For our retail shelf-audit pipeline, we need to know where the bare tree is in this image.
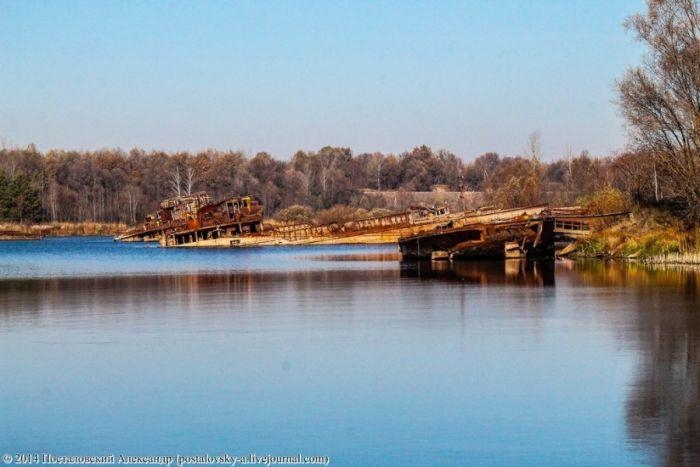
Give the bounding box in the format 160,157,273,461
525,130,543,163
618,0,700,222
367,153,384,191
169,167,182,197
563,144,574,195
125,185,140,224
184,166,197,196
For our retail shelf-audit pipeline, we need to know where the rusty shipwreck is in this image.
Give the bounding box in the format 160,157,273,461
115,192,264,246
398,208,629,261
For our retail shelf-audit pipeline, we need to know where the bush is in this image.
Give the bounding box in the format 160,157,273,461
315,205,366,225
577,235,608,257
368,208,395,218
274,205,314,224
577,186,631,215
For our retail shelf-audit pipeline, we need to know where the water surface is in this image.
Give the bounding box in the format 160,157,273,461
1,238,698,465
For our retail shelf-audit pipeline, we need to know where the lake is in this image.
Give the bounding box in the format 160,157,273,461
1,237,699,466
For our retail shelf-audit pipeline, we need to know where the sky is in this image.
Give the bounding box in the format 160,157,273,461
0,0,646,161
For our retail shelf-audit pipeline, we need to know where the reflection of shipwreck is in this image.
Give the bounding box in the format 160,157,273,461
115,192,264,245
401,258,555,286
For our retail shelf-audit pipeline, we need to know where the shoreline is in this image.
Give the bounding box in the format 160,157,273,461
0,222,126,238
6,218,699,266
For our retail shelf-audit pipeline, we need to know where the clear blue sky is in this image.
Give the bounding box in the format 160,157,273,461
0,0,644,160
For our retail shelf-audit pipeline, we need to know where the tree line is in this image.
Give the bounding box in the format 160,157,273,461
0,142,658,225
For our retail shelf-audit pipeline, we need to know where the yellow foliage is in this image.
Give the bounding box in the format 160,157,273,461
577,186,630,214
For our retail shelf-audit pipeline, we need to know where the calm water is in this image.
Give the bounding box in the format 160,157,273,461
1,237,699,466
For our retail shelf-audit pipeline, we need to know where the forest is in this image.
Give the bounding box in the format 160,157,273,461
0,142,661,225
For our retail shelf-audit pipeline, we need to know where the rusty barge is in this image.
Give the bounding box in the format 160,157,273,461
398,209,630,261
399,217,555,260
170,204,545,247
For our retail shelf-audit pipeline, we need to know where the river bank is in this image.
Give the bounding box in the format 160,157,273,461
6,209,699,267
0,222,126,238
562,209,700,264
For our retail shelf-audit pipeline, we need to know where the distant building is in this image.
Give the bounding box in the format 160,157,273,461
360,189,484,212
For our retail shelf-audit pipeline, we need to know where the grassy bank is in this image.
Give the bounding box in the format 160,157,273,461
569,209,700,264
0,222,127,237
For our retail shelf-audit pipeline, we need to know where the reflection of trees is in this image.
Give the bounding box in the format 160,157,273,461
564,259,700,291
626,289,700,466
567,261,700,465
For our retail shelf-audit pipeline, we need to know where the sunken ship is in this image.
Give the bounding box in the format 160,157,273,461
115,192,264,246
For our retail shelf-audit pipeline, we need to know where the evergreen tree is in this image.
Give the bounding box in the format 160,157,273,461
0,171,9,220
7,173,42,223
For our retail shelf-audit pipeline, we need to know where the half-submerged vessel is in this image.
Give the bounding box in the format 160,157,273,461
115,192,263,245
399,217,555,261
398,207,631,261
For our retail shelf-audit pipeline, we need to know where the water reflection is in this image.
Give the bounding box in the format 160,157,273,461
2,254,700,465
400,259,555,287
306,252,402,262
560,259,700,291
400,259,700,465
558,261,700,466
0,270,401,328
626,301,700,466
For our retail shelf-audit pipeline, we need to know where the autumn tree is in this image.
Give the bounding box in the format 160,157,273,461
399,145,436,191
0,171,8,219
612,150,660,202
463,152,500,191
275,204,313,224
618,0,700,223
484,156,542,208
381,154,401,190
0,142,638,224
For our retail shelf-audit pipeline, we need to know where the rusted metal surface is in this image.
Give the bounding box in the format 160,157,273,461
115,192,263,245
399,209,630,261
118,197,628,250
550,211,631,239
399,218,555,260
166,204,553,248
399,206,552,260
270,206,451,243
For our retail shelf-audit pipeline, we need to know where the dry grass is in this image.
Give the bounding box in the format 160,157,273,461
644,252,700,265
571,208,691,259
0,222,126,237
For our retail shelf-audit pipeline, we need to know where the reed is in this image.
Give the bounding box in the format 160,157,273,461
0,222,126,237
643,252,700,265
